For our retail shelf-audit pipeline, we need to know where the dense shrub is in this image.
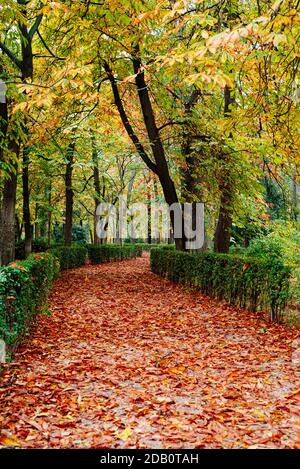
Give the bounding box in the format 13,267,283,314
51,245,87,270
246,222,300,307
0,252,59,358
15,238,49,260
129,243,175,253
88,244,140,264
151,248,291,321
53,223,89,244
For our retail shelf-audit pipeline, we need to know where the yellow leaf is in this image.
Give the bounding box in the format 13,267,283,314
0,435,21,447
132,11,152,26
169,366,186,375
117,427,132,440
252,409,266,421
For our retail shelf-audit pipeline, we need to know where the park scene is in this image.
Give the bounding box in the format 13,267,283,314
0,0,299,451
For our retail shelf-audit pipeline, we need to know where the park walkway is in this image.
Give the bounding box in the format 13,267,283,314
0,256,299,448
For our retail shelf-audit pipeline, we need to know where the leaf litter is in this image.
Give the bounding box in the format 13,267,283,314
0,256,299,448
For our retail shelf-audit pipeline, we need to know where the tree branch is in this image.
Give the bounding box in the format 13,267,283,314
78,200,94,216
29,13,43,40
158,121,184,132
104,61,158,175
0,42,22,70
37,30,65,60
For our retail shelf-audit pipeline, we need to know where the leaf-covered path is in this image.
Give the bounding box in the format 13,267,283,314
0,257,299,448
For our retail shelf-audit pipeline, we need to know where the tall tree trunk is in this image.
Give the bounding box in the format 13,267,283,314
0,76,19,265
64,142,75,246
18,3,43,255
92,137,101,245
181,90,207,251
19,9,34,257
146,177,151,244
132,53,185,250
214,186,233,253
34,202,39,240
15,215,22,242
105,58,185,250
0,144,19,265
47,185,52,247
214,85,235,253
22,147,32,256
153,179,160,244
0,6,43,260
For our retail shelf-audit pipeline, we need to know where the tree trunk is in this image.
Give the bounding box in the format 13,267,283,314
64,142,75,246
46,182,52,246
132,53,186,250
153,179,160,244
147,184,151,244
34,202,39,240
0,143,19,265
47,210,52,247
22,147,32,257
214,188,233,253
105,58,185,250
0,79,19,265
19,11,34,257
92,138,101,245
181,91,207,251
16,215,22,242
214,85,235,253
0,7,42,260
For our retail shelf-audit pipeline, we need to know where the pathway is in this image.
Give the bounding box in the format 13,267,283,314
0,256,299,448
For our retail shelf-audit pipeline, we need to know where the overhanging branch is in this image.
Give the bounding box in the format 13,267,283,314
104,61,158,175
0,42,22,70
29,13,43,40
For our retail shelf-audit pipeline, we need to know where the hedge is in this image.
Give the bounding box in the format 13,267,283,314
88,244,140,264
50,245,88,270
130,243,175,253
150,249,291,321
0,252,59,359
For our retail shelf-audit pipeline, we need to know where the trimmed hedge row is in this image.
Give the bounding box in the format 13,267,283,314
50,245,88,270
88,244,140,264
150,249,291,321
0,252,59,359
129,243,175,252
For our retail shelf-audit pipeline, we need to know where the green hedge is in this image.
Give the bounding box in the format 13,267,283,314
151,249,291,321
126,243,175,253
50,245,87,270
0,252,59,359
88,244,140,264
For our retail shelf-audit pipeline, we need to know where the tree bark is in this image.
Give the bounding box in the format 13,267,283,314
92,138,101,245
19,8,35,257
0,77,19,265
0,143,19,265
16,215,22,242
214,85,235,253
47,183,52,247
0,6,42,260
64,142,75,246
214,187,233,253
22,147,32,256
181,90,207,251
